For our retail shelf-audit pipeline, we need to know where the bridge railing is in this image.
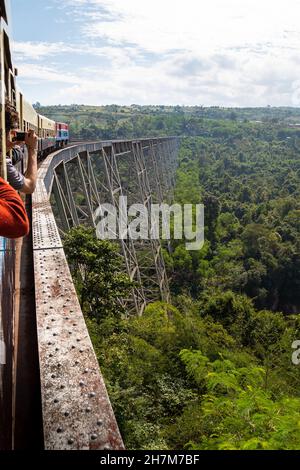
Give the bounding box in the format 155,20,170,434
32,141,126,450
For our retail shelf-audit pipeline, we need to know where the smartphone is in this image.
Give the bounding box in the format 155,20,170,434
12,132,26,142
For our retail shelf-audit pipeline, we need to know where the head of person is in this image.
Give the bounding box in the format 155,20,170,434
5,100,19,136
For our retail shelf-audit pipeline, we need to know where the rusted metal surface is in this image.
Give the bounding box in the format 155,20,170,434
32,149,125,450
0,236,15,449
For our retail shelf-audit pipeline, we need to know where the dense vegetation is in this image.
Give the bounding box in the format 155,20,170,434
37,103,300,141
62,108,300,450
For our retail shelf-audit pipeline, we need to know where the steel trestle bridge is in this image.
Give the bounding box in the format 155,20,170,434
0,137,179,450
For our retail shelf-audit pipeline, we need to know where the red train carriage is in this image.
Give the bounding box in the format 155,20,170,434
56,122,69,148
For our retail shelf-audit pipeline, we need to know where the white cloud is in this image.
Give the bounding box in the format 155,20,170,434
17,63,81,84
72,0,300,53
13,0,300,106
13,41,75,59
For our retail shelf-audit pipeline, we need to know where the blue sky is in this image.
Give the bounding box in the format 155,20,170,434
11,0,300,106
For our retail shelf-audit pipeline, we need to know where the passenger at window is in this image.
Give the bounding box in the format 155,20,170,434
5,101,38,194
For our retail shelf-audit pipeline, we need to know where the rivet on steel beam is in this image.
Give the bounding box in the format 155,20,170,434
91,434,97,441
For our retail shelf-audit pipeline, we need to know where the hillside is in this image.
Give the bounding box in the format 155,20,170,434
36,104,300,141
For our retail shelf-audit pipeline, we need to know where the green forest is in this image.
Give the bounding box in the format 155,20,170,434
60,107,300,450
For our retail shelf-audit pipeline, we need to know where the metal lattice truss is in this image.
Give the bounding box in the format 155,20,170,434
51,138,180,316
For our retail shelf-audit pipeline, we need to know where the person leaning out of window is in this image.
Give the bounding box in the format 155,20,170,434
5,101,38,194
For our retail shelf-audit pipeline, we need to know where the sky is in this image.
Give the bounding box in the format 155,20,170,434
10,0,300,107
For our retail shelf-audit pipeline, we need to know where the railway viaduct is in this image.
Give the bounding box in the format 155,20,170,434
0,137,179,450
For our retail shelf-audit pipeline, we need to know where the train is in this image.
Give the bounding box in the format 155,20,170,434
0,0,69,179
17,94,70,156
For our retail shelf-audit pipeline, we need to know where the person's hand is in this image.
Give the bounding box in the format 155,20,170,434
25,130,38,152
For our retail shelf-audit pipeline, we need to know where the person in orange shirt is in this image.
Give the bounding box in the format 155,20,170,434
0,177,29,238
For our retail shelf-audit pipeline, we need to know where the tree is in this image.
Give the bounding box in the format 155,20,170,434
63,226,132,321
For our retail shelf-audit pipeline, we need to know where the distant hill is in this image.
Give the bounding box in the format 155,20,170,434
36,104,300,141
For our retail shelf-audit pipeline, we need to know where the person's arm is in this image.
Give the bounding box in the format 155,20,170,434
0,177,29,238
22,130,38,194
6,131,38,195
6,155,25,191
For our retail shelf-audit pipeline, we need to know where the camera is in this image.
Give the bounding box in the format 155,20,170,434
12,132,26,142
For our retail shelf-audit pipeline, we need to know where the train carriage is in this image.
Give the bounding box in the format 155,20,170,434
38,114,56,154
17,94,39,134
56,122,69,148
